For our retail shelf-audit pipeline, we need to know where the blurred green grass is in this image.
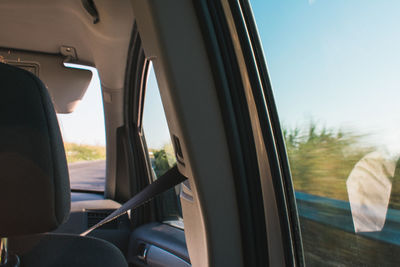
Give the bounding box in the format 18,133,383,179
149,143,176,177
149,123,374,201
64,142,106,163
283,122,374,201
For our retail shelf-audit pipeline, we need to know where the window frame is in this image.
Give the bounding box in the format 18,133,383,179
139,62,183,222
193,0,304,265
124,25,182,224
237,0,304,264
120,23,155,227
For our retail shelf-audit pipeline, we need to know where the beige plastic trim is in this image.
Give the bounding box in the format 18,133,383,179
220,1,286,266
0,0,134,90
132,0,245,266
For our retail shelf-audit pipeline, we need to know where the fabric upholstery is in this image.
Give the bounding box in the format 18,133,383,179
0,62,70,236
10,233,128,267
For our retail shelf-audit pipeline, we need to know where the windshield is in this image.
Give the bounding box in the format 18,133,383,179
57,66,106,192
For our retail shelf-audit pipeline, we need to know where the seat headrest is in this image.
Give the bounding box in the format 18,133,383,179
0,62,70,237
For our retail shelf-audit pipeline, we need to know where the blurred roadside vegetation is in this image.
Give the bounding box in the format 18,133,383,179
148,123,374,201
283,122,374,201
64,142,106,163
149,143,176,177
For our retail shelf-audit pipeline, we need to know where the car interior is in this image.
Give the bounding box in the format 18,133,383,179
0,0,299,267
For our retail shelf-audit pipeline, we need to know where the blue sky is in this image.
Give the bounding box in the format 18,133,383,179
58,0,400,153
251,0,400,153
142,65,172,149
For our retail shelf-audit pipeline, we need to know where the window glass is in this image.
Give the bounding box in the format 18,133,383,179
57,66,106,192
142,63,182,224
142,64,176,178
251,0,400,265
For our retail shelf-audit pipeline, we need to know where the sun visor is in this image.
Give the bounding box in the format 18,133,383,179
0,48,92,113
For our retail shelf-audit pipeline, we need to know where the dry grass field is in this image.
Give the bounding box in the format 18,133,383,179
64,142,106,163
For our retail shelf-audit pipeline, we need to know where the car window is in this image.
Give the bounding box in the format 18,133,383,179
57,65,106,192
142,63,182,224
251,0,400,266
142,64,176,178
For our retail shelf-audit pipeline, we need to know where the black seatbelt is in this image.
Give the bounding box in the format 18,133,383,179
81,165,187,236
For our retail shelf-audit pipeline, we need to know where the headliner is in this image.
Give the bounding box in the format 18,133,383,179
0,0,134,90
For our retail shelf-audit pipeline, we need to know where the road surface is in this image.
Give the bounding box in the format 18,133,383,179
69,160,106,191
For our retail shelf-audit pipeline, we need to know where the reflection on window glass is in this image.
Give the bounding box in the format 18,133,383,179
251,0,400,265
57,66,106,192
142,64,176,178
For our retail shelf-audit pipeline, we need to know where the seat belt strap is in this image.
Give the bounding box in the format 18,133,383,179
81,165,187,236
